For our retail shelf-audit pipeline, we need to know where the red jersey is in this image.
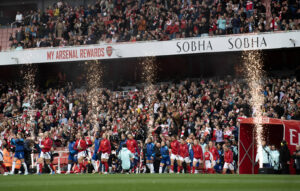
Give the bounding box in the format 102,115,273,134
246,0,253,11
209,146,219,161
204,151,213,161
98,138,111,154
192,145,203,160
224,149,233,163
170,140,180,155
41,138,52,152
85,137,92,147
179,143,189,158
126,139,138,154
212,129,216,141
74,139,87,152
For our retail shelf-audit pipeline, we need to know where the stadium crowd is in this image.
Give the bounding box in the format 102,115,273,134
9,0,300,50
0,76,300,175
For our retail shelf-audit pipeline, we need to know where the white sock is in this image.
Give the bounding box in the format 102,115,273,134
91,160,97,172
22,162,28,173
150,164,154,173
146,163,151,172
95,162,99,172
159,166,163,174
11,162,16,174
67,164,71,172
48,164,53,173
36,164,40,173
101,164,104,173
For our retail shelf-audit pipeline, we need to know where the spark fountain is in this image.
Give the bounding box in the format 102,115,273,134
138,57,158,137
85,60,104,131
242,50,265,168
20,64,37,122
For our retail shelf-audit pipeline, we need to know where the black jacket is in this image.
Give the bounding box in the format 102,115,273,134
280,145,291,163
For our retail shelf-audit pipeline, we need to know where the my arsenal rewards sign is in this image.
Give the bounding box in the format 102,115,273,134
106,46,113,57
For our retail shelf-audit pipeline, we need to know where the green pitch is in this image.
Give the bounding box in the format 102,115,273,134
0,174,299,191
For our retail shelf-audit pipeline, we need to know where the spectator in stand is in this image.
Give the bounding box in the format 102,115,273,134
246,0,254,18
15,43,23,51
15,11,23,27
217,15,227,35
215,126,223,144
0,76,299,174
232,14,241,34
6,0,300,50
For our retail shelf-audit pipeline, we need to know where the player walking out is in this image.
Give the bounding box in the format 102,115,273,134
223,145,235,174
170,135,180,173
145,137,155,173
98,133,111,174
178,137,191,173
126,134,139,173
204,146,215,174
192,139,203,174
66,136,77,174
39,132,54,174
91,133,101,173
74,133,87,173
159,141,170,173
208,141,219,170
10,133,28,175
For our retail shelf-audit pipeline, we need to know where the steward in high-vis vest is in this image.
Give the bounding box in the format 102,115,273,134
3,148,21,172
3,148,11,167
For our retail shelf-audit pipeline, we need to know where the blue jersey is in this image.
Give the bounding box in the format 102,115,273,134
68,141,77,155
146,143,155,157
94,138,100,153
160,146,169,159
11,138,25,152
118,139,127,153
188,143,194,159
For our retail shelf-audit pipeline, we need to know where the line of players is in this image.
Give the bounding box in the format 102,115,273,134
0,132,235,175
66,134,235,174
144,136,235,174
0,132,55,175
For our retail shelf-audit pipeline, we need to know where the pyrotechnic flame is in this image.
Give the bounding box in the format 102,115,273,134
242,50,265,168
138,57,158,137
85,60,104,131
21,64,37,121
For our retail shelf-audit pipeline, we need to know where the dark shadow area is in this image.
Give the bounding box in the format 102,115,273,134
0,47,299,90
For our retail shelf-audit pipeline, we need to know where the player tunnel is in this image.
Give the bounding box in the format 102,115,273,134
238,117,300,174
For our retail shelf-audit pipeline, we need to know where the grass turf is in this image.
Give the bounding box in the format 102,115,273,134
0,174,299,191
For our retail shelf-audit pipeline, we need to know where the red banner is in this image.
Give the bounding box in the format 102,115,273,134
284,120,300,174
